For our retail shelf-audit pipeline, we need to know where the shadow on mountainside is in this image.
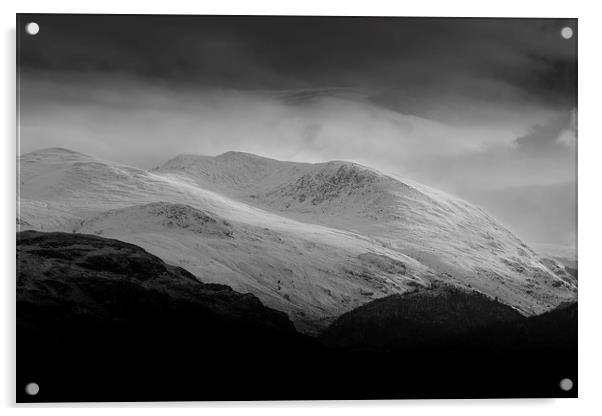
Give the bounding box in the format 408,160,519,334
17,231,576,402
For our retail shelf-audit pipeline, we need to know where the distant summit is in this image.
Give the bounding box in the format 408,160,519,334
20,147,93,161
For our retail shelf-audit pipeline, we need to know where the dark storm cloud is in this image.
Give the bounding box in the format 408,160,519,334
18,15,576,111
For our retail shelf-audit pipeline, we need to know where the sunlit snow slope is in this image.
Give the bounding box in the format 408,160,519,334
18,148,577,332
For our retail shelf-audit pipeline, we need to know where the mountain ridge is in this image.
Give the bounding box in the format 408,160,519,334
18,147,577,331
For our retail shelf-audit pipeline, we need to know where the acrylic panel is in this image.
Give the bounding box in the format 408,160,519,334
16,14,578,402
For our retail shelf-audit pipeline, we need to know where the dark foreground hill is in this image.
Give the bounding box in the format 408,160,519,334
17,231,323,402
321,285,525,351
17,231,577,401
321,285,577,353
320,287,577,399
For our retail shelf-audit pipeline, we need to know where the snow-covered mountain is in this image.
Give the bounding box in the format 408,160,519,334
18,148,577,332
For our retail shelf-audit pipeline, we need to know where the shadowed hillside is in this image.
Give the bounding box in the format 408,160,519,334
319,286,577,398
321,285,524,351
17,231,324,402
17,231,577,402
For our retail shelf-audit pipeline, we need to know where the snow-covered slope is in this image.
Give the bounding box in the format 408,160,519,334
76,201,432,332
157,151,577,313
18,148,577,332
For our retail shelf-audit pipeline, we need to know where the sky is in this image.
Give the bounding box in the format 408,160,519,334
17,15,577,246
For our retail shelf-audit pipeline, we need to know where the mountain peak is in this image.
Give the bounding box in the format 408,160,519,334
159,153,211,168
21,147,91,159
215,151,291,166
159,151,281,170
217,150,263,159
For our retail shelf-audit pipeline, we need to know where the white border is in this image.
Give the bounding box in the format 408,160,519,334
2,0,602,414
